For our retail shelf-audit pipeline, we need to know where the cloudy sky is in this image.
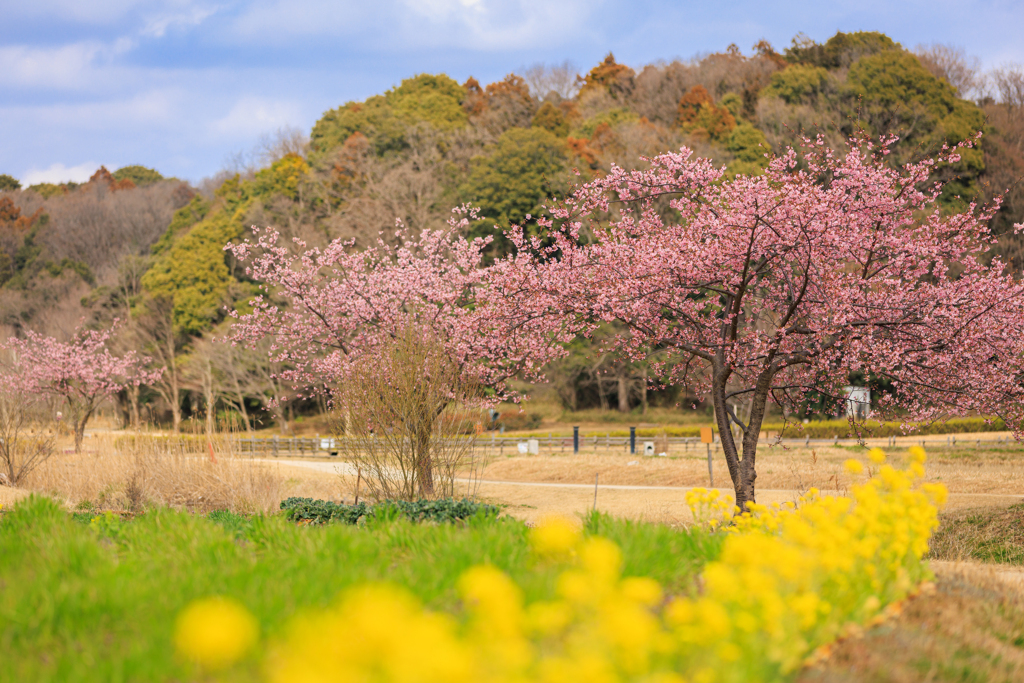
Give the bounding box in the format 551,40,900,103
2,0,1022,185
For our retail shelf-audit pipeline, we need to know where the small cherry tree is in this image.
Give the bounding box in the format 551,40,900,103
522,136,1024,509
225,212,569,496
6,327,162,452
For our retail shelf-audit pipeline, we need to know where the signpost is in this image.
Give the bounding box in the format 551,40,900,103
700,427,714,487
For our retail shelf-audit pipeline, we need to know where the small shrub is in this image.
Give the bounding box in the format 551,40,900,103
279,497,500,526
490,411,542,431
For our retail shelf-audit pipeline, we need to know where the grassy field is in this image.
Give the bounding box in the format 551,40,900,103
5,432,1024,681
0,497,721,683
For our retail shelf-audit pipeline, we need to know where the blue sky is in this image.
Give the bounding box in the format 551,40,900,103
2,0,1022,185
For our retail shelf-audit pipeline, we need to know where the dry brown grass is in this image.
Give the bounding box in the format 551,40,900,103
798,562,1024,682
929,504,1024,565
0,484,30,508
474,440,1024,496
17,433,362,514
23,434,281,513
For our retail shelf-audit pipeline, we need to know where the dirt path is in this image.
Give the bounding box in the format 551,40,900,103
264,458,1022,524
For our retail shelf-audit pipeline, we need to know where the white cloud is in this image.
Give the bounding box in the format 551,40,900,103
3,0,213,26
2,89,182,131
211,96,304,140
0,39,139,90
229,0,590,50
22,162,101,185
142,4,219,37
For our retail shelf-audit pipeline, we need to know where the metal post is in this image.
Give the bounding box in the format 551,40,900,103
573,426,579,454
707,443,714,487
629,426,636,455
593,473,599,511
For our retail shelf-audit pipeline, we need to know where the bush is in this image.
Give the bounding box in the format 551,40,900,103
490,410,543,432
279,497,500,526
764,416,1009,439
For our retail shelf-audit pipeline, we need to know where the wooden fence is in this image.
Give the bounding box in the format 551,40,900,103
233,432,1022,459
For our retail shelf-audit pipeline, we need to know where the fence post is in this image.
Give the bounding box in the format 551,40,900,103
629,427,636,455
573,426,579,454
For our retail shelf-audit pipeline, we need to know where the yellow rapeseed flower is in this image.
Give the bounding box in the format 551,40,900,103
620,576,663,607
256,446,944,683
868,447,886,464
844,459,864,475
531,515,580,558
173,596,258,670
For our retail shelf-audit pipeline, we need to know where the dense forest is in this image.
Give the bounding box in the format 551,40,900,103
1,31,1022,429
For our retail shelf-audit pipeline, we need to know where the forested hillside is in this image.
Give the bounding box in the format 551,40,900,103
1,31,1022,429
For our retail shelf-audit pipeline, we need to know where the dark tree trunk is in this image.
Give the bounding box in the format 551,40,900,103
414,426,434,498
712,364,775,511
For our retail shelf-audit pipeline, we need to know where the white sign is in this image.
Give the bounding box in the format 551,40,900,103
527,439,539,455
643,441,655,456
843,386,871,420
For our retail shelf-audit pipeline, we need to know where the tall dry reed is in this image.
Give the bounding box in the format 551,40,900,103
24,431,284,514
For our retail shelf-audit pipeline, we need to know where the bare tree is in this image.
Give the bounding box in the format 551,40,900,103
183,336,219,436
0,356,56,486
981,63,1024,261
137,297,186,431
37,180,189,275
224,126,310,178
915,43,983,99
520,61,581,100
991,63,1024,110
207,341,255,434
335,326,478,500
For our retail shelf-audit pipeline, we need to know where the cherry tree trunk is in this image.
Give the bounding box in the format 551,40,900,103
74,419,87,454
712,370,773,511
414,427,434,498
617,375,630,412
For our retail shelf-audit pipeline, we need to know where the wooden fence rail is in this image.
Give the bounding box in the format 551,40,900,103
231,433,1022,459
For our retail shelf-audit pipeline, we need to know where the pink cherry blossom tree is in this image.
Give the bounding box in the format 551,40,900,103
520,135,1024,509
224,211,571,495
6,326,163,452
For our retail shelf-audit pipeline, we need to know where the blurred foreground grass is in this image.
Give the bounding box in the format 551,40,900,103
0,496,721,683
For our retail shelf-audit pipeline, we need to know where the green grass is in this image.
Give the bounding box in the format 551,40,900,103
0,496,722,683
929,504,1024,565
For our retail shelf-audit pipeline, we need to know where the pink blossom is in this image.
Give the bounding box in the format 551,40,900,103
6,325,162,452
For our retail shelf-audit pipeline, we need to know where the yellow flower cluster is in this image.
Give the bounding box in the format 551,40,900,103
684,488,737,529
176,448,945,682
174,596,259,670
